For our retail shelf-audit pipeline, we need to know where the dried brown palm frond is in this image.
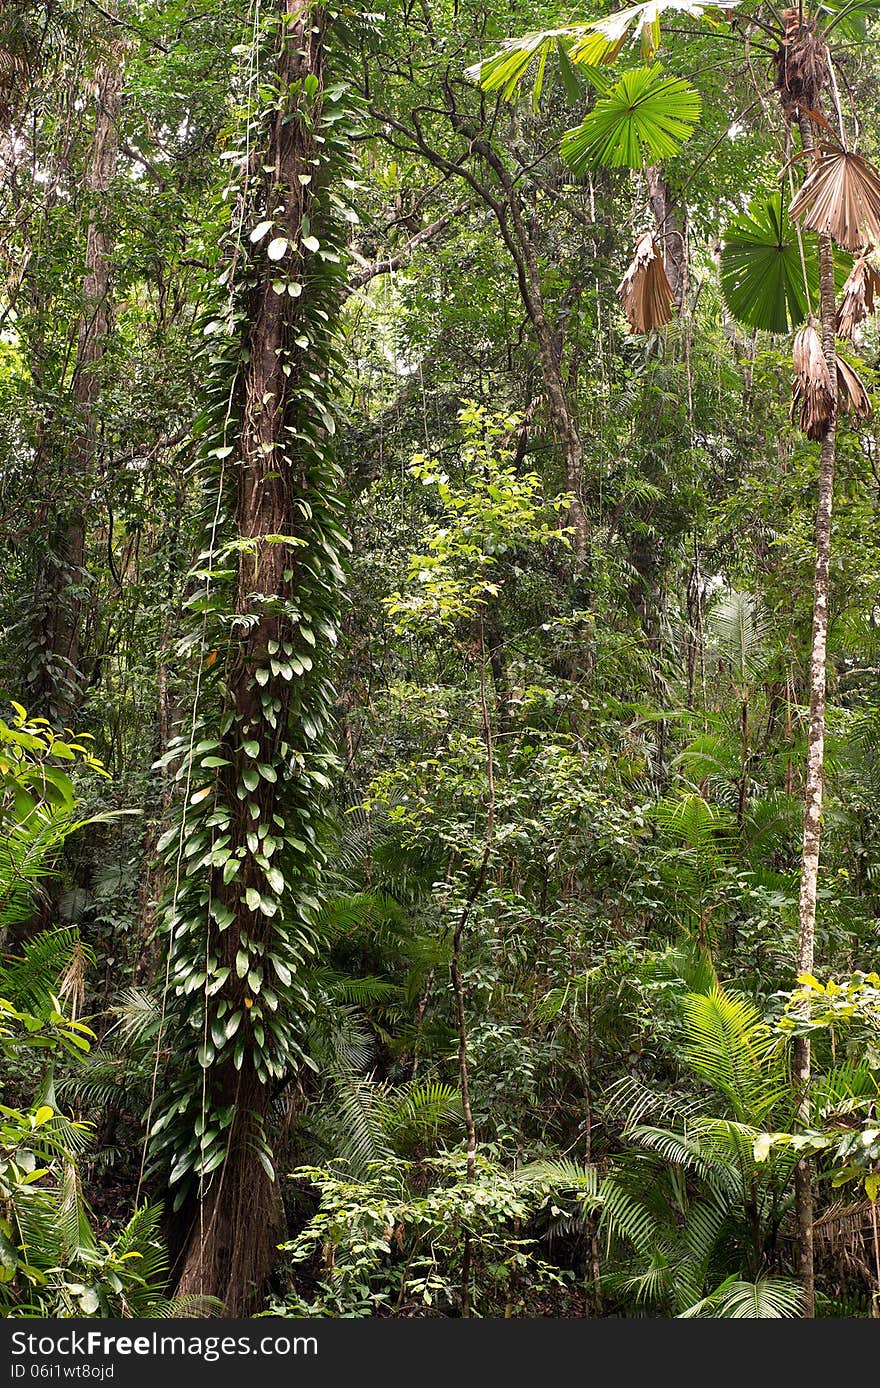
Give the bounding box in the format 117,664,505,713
836,353,872,421
57,938,89,1022
774,9,827,120
814,1199,872,1245
617,233,674,334
790,146,880,252
790,320,835,440
836,254,880,338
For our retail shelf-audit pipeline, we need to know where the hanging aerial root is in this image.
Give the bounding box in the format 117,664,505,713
617,232,674,334
790,146,880,253
836,254,880,338
791,320,836,440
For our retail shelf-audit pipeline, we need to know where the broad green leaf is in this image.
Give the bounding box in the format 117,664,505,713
820,0,880,39
720,194,816,333
752,1131,776,1162
561,66,700,171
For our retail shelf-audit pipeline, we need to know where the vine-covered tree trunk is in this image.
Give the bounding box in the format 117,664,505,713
162,0,350,1313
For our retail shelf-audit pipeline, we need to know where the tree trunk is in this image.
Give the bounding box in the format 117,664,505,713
174,0,332,1313
30,41,123,719
792,109,838,1323
645,165,687,309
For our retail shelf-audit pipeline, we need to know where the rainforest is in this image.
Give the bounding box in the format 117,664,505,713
2,0,880,1322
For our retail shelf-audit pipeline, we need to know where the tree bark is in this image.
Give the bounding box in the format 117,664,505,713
30,41,123,719
645,165,687,309
175,1,330,1313
792,109,838,1323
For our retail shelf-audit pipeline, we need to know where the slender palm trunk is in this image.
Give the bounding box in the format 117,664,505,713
645,164,687,309
792,108,838,1320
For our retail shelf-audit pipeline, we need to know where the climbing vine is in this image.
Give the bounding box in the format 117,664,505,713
146,2,362,1307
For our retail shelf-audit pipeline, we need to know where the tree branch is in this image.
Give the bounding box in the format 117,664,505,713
344,201,469,293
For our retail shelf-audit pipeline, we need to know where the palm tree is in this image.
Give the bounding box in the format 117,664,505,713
523,978,805,1315
468,0,880,1314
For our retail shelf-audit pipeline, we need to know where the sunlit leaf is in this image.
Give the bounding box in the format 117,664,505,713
561,66,700,171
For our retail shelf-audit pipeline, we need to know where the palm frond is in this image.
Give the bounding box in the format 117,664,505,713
836,253,880,337
790,144,880,252
791,320,835,440
680,1274,803,1317
0,928,94,1014
561,66,700,172
681,987,786,1124
617,232,675,333
836,353,872,419
706,588,774,682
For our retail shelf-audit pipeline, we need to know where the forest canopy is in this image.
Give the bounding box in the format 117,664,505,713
2,0,880,1321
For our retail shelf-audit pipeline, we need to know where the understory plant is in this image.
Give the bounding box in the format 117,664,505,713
277,1152,576,1317
0,703,196,1316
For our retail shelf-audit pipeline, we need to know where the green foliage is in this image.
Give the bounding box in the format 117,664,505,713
466,1,734,97
278,1153,575,1317
679,1274,804,1318
6,0,880,1325
0,719,187,1316
587,980,802,1315
720,195,819,334
561,67,701,171
385,403,570,631
754,973,880,1200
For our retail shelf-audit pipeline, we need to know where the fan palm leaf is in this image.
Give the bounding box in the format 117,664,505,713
561,66,700,171
790,145,880,252
836,253,880,337
617,232,675,332
835,352,872,419
791,319,835,439
720,194,817,333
